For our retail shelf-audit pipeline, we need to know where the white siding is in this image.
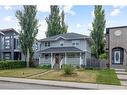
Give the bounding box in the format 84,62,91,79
41,38,89,52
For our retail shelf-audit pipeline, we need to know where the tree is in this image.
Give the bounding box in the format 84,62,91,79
46,5,67,37
90,5,106,58
61,11,68,33
16,5,38,67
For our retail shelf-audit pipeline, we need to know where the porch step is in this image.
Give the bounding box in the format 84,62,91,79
53,64,60,70
111,65,126,69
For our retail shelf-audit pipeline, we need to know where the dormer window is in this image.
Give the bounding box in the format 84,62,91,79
45,42,50,47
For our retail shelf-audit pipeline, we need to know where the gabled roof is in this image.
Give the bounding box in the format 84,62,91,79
0,28,19,35
40,46,83,53
0,32,4,35
40,33,89,42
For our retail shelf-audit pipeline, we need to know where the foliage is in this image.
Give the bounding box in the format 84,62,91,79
46,5,68,37
16,5,39,67
0,61,26,70
99,53,107,60
90,5,106,58
62,64,75,75
38,64,51,69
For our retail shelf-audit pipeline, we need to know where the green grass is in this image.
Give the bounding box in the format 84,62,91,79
96,69,121,85
0,68,48,78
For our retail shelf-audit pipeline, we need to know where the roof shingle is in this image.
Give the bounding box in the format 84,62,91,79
40,47,83,53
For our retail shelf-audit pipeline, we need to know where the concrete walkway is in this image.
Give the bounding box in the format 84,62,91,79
27,70,53,78
115,68,127,88
0,77,125,89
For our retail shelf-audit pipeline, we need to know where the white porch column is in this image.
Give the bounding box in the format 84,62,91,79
39,54,42,65
51,53,53,68
65,52,67,64
80,52,82,66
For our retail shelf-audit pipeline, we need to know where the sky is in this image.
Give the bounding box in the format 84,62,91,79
0,5,127,39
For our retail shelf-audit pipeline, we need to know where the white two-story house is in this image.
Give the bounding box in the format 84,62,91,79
39,33,93,69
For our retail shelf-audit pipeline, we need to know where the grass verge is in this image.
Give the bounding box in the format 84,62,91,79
0,68,48,78
96,69,121,85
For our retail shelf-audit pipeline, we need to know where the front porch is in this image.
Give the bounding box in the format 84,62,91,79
39,52,85,69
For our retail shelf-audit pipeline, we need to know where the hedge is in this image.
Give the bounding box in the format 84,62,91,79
0,60,26,70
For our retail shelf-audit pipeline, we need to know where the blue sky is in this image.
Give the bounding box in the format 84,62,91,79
0,5,127,39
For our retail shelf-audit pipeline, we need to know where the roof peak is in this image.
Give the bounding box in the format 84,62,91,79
40,32,89,41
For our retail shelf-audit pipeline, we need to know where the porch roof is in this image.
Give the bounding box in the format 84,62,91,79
40,47,83,53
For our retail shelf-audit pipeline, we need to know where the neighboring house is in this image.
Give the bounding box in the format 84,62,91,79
39,33,93,69
106,26,127,68
33,39,40,60
0,28,39,61
0,28,22,60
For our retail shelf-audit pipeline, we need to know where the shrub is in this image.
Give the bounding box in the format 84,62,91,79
0,60,26,70
62,64,75,75
38,64,51,69
99,53,107,60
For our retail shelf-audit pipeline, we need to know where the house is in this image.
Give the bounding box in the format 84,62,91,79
39,33,93,69
0,28,23,60
0,28,39,61
106,26,127,68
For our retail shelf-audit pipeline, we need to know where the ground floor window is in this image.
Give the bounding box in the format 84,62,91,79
67,53,80,58
4,52,11,60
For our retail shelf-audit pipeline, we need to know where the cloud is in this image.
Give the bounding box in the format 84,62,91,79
37,20,47,39
87,23,92,29
110,9,120,16
110,5,126,17
76,24,82,28
112,5,126,9
4,16,14,22
63,5,75,15
76,23,86,28
91,10,94,17
4,5,12,10
37,5,50,13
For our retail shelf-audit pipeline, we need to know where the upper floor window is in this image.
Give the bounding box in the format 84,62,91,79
5,39,10,49
60,40,64,46
45,42,50,47
5,36,10,40
35,43,38,50
72,40,79,46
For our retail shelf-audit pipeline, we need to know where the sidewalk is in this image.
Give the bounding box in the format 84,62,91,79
115,68,127,88
0,77,125,89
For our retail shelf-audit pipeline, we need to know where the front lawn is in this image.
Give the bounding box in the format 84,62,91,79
96,69,120,85
30,69,121,85
0,68,48,78
0,68,120,85
31,69,98,83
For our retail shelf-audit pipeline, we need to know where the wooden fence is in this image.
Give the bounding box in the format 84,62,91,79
86,57,107,69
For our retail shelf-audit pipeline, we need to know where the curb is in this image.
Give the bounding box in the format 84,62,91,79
0,77,125,89
0,77,97,89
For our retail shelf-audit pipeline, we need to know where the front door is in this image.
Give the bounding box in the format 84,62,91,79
112,47,124,64
114,51,120,64
55,54,60,64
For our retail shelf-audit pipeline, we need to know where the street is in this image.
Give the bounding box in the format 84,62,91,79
0,81,74,89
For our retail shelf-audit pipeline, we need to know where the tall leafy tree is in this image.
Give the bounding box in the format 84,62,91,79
90,5,106,58
46,5,67,37
61,11,68,33
16,5,38,67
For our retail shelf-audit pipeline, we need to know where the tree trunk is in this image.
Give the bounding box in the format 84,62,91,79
26,48,30,68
